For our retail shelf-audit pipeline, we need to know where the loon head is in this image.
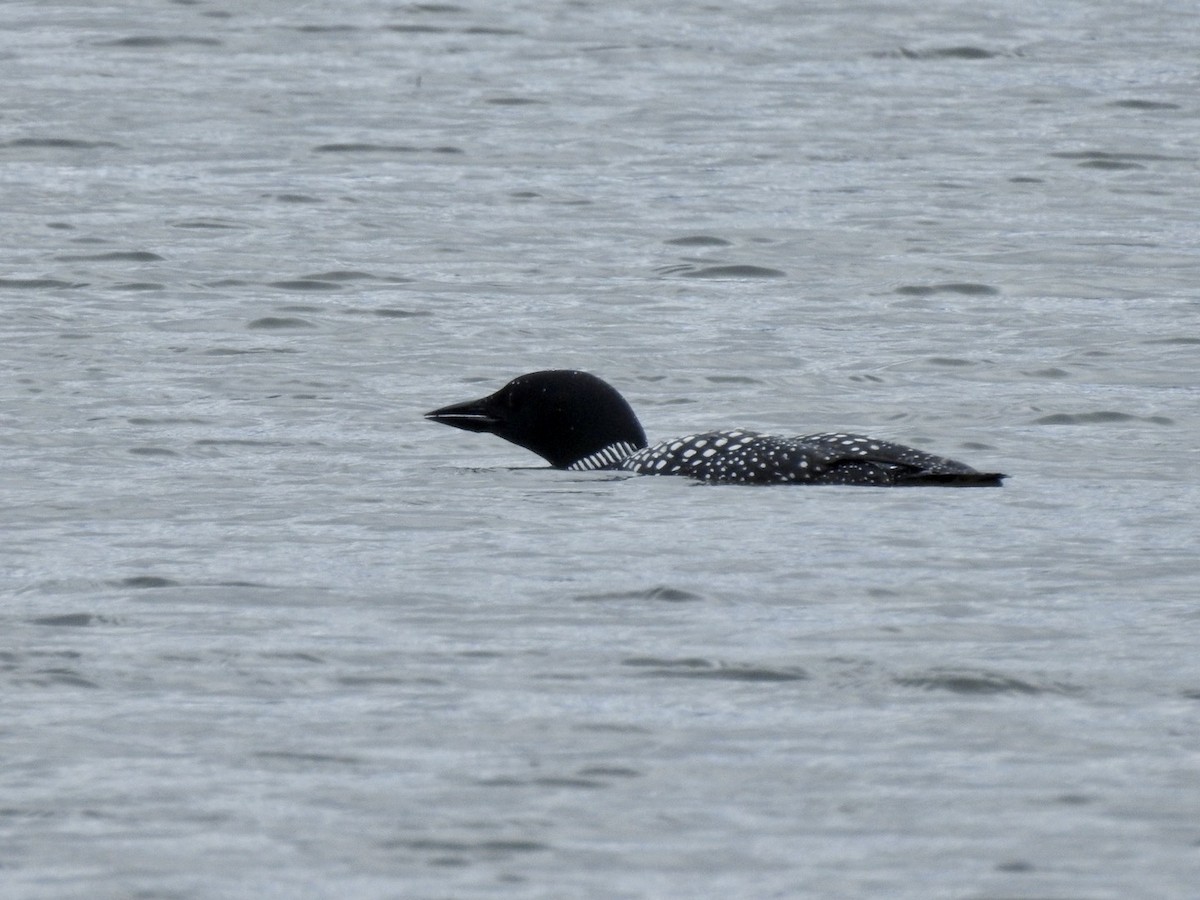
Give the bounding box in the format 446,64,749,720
425,370,649,469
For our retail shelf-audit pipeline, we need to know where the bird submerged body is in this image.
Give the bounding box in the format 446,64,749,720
426,370,1006,487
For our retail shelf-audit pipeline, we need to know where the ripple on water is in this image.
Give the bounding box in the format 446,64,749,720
664,235,732,247
114,576,180,589
896,46,1002,60
1032,411,1173,426
97,35,223,48
361,308,431,318
301,270,413,283
1,650,98,690
574,586,705,603
128,446,178,457
0,137,121,149
266,280,342,292
312,143,464,154
894,282,999,296
678,264,787,279
55,251,163,262
270,193,324,204
1050,150,1192,170
171,219,244,230
622,657,809,682
485,97,544,106
1021,367,1072,379
291,25,360,34
895,668,1075,695
380,837,550,868
1107,99,1182,110
29,613,108,628
247,317,316,329
111,282,166,291
0,278,79,289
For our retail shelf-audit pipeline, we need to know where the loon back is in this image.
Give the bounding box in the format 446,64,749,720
425,370,1006,487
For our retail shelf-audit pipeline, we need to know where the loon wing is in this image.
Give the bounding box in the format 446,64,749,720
793,432,1006,486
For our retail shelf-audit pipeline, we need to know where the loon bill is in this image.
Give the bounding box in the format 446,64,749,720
425,370,1007,487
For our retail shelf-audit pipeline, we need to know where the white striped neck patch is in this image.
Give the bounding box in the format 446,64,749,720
567,441,640,471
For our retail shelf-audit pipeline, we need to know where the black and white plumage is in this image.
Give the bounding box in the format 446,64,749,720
425,370,1006,487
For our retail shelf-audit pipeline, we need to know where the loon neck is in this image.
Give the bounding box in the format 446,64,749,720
566,440,642,471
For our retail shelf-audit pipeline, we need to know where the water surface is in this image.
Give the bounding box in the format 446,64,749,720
3,1,1199,897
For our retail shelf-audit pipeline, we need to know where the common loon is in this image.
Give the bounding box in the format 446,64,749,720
425,370,1006,487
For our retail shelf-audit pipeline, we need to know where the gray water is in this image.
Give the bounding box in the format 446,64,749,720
4,1,1199,897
